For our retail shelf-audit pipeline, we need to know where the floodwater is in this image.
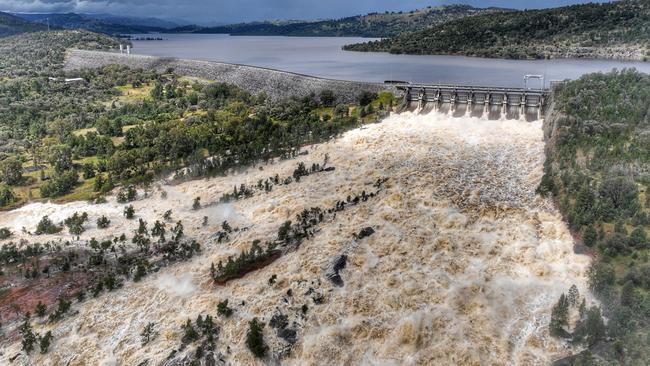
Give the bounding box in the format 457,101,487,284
130,34,650,87
0,110,592,365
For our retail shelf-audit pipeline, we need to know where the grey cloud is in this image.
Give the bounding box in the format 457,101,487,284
0,0,613,24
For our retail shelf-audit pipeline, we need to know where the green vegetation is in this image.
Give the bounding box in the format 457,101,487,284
0,30,121,77
64,212,89,235
344,1,650,60
246,318,267,358
184,5,507,38
0,30,392,211
540,69,650,363
217,299,234,317
35,216,63,235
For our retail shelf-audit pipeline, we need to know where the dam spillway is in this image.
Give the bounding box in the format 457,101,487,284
397,84,550,121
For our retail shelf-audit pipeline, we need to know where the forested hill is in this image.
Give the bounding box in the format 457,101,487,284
540,70,650,364
172,5,510,37
344,0,650,61
12,13,168,35
0,11,48,37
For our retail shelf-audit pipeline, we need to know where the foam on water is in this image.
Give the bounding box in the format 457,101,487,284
0,111,592,365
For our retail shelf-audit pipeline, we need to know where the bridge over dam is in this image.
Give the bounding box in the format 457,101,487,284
397,84,550,121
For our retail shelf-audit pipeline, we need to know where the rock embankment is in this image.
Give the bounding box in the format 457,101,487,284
64,49,396,102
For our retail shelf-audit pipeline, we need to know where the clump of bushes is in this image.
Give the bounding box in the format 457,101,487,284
35,216,62,235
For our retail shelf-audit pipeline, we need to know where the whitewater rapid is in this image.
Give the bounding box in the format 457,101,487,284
0,111,592,365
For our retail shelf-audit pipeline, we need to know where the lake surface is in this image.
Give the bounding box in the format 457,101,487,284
131,34,650,88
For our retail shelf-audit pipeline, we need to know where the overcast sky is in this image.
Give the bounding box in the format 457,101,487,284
0,0,612,25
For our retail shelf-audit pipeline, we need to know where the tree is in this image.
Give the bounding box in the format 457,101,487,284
550,293,570,337
629,226,648,248
64,212,88,236
567,285,580,306
151,82,163,100
97,215,111,229
620,281,642,310
278,220,292,242
588,261,615,294
192,196,201,210
357,91,377,106
0,227,11,240
584,306,605,346
124,205,135,219
40,170,79,198
319,89,336,106
141,322,156,346
35,302,47,317
246,318,267,358
39,331,53,353
583,224,597,247
0,157,23,185
35,216,62,235
49,145,73,174
181,318,199,344
82,163,95,180
19,318,37,353
0,184,16,207
599,177,640,220
217,299,233,317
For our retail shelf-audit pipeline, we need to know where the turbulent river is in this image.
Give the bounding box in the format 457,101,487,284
0,111,593,365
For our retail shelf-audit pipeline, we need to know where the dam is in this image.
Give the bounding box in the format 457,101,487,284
65,50,550,121
397,83,550,121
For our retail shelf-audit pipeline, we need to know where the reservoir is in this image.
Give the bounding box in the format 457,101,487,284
130,34,650,87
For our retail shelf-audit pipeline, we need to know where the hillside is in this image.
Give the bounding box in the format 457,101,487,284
344,0,650,61
174,5,510,37
0,11,47,37
13,13,167,35
540,70,650,364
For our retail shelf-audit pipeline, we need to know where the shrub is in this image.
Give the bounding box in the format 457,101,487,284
319,89,336,106
0,157,23,185
599,233,630,256
588,261,615,294
0,184,16,207
217,299,233,317
19,319,37,353
629,226,648,248
117,185,137,203
64,212,88,235
97,215,111,229
124,205,135,219
39,331,53,353
357,91,377,106
35,216,62,235
40,170,79,198
0,227,12,240
599,177,640,220
583,224,597,247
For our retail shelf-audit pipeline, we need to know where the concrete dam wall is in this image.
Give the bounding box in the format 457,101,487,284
64,49,396,103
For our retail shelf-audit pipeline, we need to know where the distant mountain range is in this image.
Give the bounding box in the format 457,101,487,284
172,5,511,37
0,5,511,39
0,11,48,37
10,12,179,34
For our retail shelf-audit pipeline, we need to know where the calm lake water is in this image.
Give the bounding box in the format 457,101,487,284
131,34,650,88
